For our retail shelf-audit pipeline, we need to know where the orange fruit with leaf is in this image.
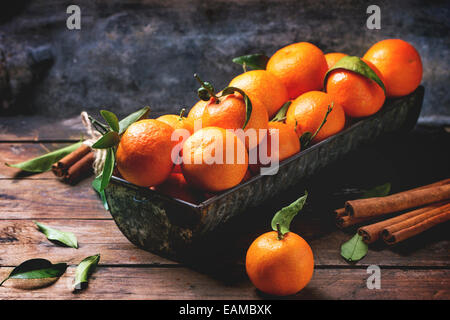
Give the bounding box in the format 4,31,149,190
246,192,314,296
116,119,176,187
325,56,386,118
286,91,345,144
324,52,348,69
229,70,289,118
363,39,422,97
266,42,328,100
181,126,248,192
195,74,268,150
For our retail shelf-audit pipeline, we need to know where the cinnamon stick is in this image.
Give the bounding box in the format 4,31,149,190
334,178,450,227
357,201,449,244
345,184,450,219
63,152,94,185
52,144,91,177
382,204,450,245
334,208,347,218
336,215,368,229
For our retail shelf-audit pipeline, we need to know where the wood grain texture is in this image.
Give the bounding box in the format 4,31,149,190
0,128,449,299
0,179,108,219
0,220,175,266
0,267,448,300
0,217,448,268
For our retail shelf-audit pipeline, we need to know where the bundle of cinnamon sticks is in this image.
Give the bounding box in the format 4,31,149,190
334,178,450,245
51,144,94,185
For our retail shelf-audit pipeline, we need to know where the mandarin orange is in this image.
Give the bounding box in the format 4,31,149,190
157,112,194,134
249,121,300,174
246,231,314,296
266,42,328,100
116,119,176,187
187,100,208,129
229,70,289,118
202,92,268,149
324,52,348,69
267,121,301,162
181,127,248,192
363,39,422,97
326,58,386,118
157,111,195,174
286,91,345,143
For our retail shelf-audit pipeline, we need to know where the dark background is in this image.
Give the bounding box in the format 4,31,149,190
0,0,449,125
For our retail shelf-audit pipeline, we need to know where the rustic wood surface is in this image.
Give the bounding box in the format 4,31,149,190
0,117,449,300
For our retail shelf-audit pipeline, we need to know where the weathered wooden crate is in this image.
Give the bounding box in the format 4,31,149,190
105,86,424,260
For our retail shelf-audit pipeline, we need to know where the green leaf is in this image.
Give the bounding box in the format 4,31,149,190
92,175,109,210
232,54,270,70
221,86,253,129
119,106,150,134
271,191,308,236
100,148,114,191
100,110,120,132
361,182,391,199
324,56,386,93
341,233,368,262
5,142,83,173
91,131,120,149
0,259,67,286
35,222,78,248
73,254,100,291
270,101,291,122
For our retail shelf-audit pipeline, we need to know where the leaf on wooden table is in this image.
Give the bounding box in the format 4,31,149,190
0,259,67,286
271,191,308,236
361,182,391,199
5,141,83,173
35,221,78,248
119,106,150,134
73,254,100,292
341,233,368,262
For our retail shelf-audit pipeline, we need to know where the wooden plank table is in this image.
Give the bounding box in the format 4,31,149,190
0,116,449,300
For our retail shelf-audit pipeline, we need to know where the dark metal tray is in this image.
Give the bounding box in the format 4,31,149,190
105,86,424,259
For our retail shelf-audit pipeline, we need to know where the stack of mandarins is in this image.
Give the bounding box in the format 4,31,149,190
113,38,423,297
115,38,423,202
